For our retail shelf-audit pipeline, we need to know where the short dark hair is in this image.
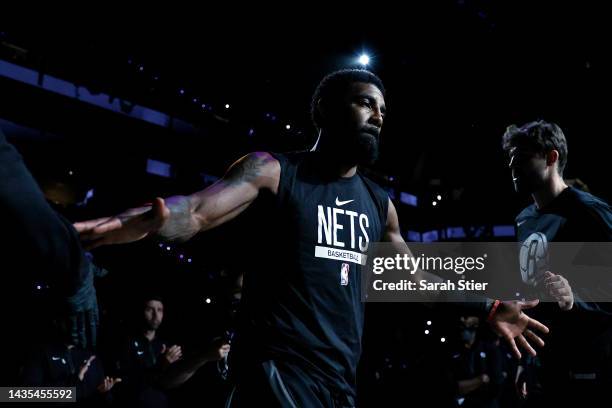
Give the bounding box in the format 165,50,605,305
142,294,164,308
311,69,386,130
502,120,568,175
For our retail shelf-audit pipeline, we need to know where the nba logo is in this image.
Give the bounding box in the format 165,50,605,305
340,263,350,286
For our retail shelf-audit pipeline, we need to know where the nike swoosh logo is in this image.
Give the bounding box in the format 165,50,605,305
335,197,354,206
137,351,144,355
51,357,60,361
517,220,526,227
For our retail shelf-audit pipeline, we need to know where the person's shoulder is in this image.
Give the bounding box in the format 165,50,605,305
358,168,389,192
516,204,537,222
568,187,611,211
242,151,280,167
356,170,391,223
359,172,388,198
566,187,612,230
564,187,611,220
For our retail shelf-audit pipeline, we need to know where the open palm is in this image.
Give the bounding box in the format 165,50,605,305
489,299,549,359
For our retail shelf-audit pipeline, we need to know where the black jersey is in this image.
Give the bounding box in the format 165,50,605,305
516,186,611,243
233,151,389,397
516,187,612,375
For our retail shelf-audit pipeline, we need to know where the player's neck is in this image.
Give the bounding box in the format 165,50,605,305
314,134,359,178
532,175,568,209
337,164,358,178
144,329,156,341
319,153,358,178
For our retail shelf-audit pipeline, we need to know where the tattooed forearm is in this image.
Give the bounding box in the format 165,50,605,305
154,152,277,241
156,195,199,242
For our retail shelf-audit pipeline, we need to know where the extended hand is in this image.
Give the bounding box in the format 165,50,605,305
489,300,549,359
74,198,170,249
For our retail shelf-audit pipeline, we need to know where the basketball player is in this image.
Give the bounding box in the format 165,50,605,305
75,70,548,407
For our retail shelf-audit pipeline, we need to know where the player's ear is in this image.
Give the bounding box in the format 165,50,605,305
546,150,559,167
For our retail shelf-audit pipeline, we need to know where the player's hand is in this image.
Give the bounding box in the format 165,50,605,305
74,198,169,249
97,376,122,393
161,344,183,366
544,271,574,311
488,300,549,359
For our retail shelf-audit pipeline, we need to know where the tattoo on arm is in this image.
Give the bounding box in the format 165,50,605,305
157,153,274,241
224,153,271,186
157,196,197,242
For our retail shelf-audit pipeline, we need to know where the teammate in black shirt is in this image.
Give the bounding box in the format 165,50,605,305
503,120,612,403
75,70,548,407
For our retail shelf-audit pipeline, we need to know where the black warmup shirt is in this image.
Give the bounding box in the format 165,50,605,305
516,186,612,375
233,151,389,397
516,186,611,243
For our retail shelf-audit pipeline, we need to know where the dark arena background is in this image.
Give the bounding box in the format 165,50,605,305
1,3,611,407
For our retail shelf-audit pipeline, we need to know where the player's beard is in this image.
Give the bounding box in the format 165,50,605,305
344,131,379,166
